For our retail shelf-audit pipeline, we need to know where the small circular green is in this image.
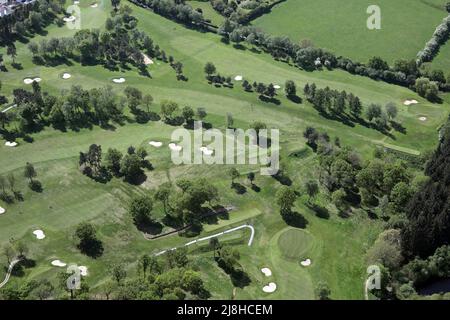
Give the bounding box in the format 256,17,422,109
277,228,313,260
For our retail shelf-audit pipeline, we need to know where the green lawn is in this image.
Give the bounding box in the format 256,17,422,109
187,1,224,26
252,0,448,64
0,1,449,300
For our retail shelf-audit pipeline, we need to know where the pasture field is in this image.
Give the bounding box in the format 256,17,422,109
0,0,448,300
252,0,449,64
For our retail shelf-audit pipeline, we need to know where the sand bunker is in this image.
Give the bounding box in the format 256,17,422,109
90,3,98,8
419,116,427,122
62,73,72,79
33,230,46,240
5,141,18,147
143,53,154,65
24,77,41,84
0,207,5,215
63,16,76,22
199,146,213,156
234,75,243,81
263,282,277,293
404,99,418,106
112,78,126,84
23,77,41,84
261,267,272,277
51,260,67,267
149,141,163,147
300,258,311,267
74,1,79,4
169,143,182,151
79,266,88,276
273,85,281,89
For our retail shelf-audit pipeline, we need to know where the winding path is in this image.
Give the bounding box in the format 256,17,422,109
1,104,17,113
0,259,21,289
154,224,255,256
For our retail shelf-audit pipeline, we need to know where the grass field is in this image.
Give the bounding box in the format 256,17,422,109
0,0,449,300
252,0,449,64
187,0,224,26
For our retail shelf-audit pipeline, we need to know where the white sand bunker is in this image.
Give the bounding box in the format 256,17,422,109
261,267,272,277
149,141,163,147
199,146,213,156
79,266,88,276
169,143,182,151
90,3,98,8
51,260,67,267
112,77,126,84
74,1,79,4
5,141,18,147
62,73,72,79
0,207,5,215
23,77,41,84
263,282,277,293
419,116,427,122
300,258,312,267
404,99,418,106
273,85,281,89
143,53,154,65
63,16,76,22
234,75,243,81
33,230,46,240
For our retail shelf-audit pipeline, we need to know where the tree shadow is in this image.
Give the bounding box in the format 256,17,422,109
231,182,247,195
287,95,302,104
78,239,104,259
281,210,308,228
307,203,330,219
391,121,406,134
258,95,281,105
137,220,164,236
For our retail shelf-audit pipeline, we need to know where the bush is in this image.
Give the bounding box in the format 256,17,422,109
29,180,43,192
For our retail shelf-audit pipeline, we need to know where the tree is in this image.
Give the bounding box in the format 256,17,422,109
228,167,239,186
181,106,194,124
75,222,101,256
366,229,403,270
226,113,234,128
305,180,319,202
276,186,297,214
2,244,15,264
209,237,220,258
32,279,54,300
155,182,173,215
110,263,127,284
315,281,331,300
415,77,439,102
446,2,450,13
111,0,121,11
204,62,216,78
196,108,207,122
332,188,347,212
15,241,28,258
385,102,398,120
390,182,413,213
129,195,153,226
120,154,143,182
250,121,267,145
285,80,296,97
105,148,123,176
7,44,17,64
368,56,389,71
160,100,179,122
142,94,153,113
136,147,148,162
366,103,382,122
247,172,255,186
24,162,37,183
138,254,151,278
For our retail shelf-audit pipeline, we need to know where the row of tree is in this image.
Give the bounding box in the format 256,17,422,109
80,144,151,184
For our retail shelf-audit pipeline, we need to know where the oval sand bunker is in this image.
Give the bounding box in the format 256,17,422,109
33,230,46,240
261,267,272,277
112,78,126,84
263,282,277,293
0,207,5,215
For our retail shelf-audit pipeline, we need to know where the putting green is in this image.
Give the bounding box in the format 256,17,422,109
277,228,314,260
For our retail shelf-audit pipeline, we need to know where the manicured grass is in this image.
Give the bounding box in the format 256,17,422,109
430,40,450,71
0,1,449,300
187,1,224,26
277,228,313,260
252,0,448,64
